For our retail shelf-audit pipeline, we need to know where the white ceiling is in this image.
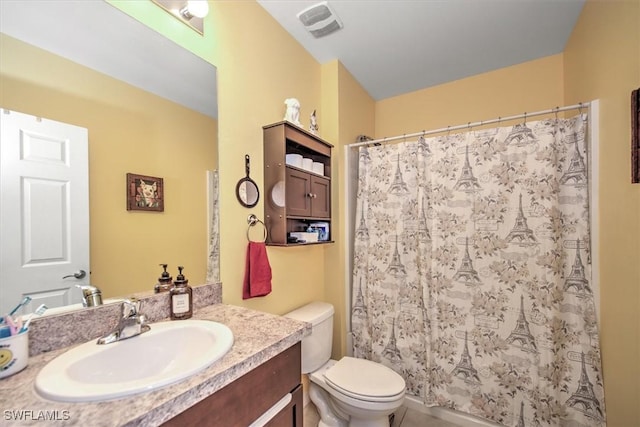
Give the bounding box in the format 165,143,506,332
0,0,218,118
257,0,585,100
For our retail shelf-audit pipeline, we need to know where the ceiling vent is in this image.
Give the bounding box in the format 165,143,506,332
297,1,343,38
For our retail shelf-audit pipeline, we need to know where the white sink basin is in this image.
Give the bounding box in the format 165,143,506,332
35,319,233,402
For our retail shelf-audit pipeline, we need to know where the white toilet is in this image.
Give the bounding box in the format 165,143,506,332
285,302,406,427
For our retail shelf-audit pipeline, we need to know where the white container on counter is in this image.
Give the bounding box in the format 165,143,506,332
0,329,29,379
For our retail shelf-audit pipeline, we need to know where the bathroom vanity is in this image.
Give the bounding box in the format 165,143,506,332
163,343,302,426
0,289,310,427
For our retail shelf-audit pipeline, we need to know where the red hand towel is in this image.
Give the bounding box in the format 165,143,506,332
242,241,272,299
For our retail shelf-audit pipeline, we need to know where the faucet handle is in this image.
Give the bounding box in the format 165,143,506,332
121,299,140,318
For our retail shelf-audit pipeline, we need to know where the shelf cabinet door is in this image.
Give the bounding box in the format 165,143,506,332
310,175,330,218
286,168,312,217
285,169,330,218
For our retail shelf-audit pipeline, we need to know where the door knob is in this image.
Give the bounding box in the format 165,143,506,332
63,270,87,279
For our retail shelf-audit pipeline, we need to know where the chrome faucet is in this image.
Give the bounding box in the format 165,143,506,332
76,284,103,307
97,299,150,345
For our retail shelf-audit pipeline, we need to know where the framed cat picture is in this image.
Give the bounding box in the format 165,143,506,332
126,173,164,212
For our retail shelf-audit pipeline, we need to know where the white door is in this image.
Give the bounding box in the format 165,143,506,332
1,109,89,315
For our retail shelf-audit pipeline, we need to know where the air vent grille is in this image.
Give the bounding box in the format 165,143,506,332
298,3,331,26
297,1,343,38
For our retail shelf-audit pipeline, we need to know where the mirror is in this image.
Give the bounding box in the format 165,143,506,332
0,1,218,314
236,155,260,208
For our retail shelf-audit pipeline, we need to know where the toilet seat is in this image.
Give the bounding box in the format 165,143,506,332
323,357,405,403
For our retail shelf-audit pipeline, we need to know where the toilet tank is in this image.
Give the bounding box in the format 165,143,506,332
284,302,334,374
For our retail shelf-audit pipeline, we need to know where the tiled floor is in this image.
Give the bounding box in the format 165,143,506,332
303,403,460,427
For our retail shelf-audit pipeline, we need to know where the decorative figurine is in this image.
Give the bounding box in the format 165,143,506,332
309,110,319,135
283,98,301,126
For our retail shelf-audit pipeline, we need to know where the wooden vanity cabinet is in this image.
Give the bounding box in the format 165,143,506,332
264,121,333,246
163,342,302,427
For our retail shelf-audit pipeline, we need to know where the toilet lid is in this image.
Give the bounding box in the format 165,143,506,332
323,357,405,401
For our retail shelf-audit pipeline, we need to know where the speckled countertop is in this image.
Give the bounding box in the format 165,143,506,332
0,303,310,426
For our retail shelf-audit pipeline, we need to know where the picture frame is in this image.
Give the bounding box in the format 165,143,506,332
126,173,164,212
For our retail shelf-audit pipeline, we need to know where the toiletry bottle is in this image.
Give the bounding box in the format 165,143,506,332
154,264,173,293
170,266,193,320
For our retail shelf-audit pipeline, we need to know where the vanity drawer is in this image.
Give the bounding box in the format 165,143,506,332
264,384,303,427
163,342,301,427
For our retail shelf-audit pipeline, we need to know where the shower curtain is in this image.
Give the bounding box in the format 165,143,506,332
351,115,606,426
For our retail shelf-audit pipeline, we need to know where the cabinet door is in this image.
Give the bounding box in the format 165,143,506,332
310,176,330,218
162,343,301,427
286,168,311,217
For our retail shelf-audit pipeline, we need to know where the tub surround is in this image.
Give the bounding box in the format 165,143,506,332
1,284,310,426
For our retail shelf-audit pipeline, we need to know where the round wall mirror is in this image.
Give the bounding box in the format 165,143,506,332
236,154,260,208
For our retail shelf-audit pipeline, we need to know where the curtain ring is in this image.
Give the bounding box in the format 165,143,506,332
446,126,451,137
578,102,587,122
523,112,527,124
554,106,559,121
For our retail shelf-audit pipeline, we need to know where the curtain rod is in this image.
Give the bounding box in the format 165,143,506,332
347,102,587,148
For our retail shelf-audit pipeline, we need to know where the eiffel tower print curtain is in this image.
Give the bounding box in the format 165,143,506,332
351,114,606,426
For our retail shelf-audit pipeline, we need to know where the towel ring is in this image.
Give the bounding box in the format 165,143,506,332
247,214,267,242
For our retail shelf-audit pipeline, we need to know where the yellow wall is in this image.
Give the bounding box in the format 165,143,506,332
212,1,328,313
322,60,376,358
0,35,217,298
564,1,640,425
376,54,565,136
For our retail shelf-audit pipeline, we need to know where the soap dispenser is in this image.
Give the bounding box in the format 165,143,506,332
170,266,193,320
154,264,173,293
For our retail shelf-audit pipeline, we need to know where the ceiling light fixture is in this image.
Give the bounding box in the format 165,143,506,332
180,0,209,20
297,1,343,38
152,0,209,35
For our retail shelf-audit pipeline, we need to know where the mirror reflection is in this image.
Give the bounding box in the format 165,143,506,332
236,155,260,208
237,180,260,208
0,1,218,315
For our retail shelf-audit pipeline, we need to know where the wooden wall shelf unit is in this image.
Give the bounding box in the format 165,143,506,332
263,121,333,246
